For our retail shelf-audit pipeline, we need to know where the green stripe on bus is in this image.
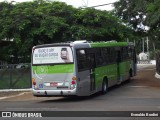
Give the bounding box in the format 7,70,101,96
95,64,118,85
32,64,74,74
119,61,131,75
90,42,128,48
94,60,131,86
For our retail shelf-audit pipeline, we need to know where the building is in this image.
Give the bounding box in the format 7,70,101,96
139,52,148,60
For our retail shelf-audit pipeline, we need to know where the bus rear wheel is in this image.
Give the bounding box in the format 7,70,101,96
102,79,108,94
129,69,133,77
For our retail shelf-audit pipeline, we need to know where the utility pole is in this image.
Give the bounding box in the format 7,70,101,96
127,38,129,42
81,2,115,9
142,38,144,53
152,37,156,51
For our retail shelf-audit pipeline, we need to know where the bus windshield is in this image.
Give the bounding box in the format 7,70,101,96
32,46,73,65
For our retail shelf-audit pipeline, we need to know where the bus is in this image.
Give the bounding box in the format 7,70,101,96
31,40,137,96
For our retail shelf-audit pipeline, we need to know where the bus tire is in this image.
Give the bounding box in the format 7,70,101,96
101,78,108,94
127,69,132,81
129,69,133,77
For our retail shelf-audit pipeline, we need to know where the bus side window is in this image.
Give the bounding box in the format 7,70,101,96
96,48,105,67
111,47,117,63
88,54,95,68
103,48,107,64
103,48,111,64
85,49,96,68
128,47,133,59
121,47,128,60
124,47,129,59
107,47,116,63
76,49,89,71
133,48,137,63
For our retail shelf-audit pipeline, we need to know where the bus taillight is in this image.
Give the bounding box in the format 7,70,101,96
72,76,77,84
72,76,76,81
71,81,76,89
33,81,36,85
71,76,76,85
71,81,76,85
71,77,76,89
32,78,36,85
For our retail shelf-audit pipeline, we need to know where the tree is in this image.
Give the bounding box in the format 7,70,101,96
114,0,160,53
0,1,72,63
114,0,147,30
0,0,135,63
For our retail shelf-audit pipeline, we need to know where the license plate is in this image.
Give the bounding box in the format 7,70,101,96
50,82,58,87
39,84,43,88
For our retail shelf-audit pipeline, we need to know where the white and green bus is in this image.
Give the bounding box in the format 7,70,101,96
31,40,137,96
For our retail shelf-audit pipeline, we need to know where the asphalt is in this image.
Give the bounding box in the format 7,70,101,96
0,65,160,120
0,64,159,99
0,89,32,99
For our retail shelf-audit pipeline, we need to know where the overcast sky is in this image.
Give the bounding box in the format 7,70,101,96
0,0,118,10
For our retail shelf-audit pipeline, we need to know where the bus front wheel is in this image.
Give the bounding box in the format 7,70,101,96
101,79,108,94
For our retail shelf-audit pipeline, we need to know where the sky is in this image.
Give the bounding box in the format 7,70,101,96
0,0,118,11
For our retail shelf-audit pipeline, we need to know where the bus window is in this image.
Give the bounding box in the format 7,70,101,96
96,48,105,66
121,47,129,60
104,47,116,63
32,46,73,65
128,47,133,59
111,47,116,63
76,49,89,71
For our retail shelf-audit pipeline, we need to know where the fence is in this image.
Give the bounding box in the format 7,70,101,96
137,60,151,64
0,64,31,89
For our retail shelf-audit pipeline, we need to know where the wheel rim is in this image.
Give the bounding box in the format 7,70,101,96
103,82,107,92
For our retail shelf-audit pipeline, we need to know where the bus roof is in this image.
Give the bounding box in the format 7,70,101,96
33,41,132,49
90,42,128,48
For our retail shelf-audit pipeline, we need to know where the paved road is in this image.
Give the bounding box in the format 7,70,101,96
0,65,160,120
137,64,156,71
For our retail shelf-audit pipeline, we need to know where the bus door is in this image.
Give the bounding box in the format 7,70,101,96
133,47,137,76
76,49,90,96
117,50,121,83
89,53,96,91
129,46,137,77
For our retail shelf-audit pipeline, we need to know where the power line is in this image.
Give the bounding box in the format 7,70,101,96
81,0,88,6
82,2,115,9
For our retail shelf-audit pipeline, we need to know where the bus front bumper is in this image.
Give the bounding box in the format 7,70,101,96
32,88,77,96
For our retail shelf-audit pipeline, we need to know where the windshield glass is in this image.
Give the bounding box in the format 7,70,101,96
33,46,73,64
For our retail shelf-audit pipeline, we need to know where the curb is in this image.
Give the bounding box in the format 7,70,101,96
0,92,27,100
137,64,155,66
0,89,32,100
0,88,32,92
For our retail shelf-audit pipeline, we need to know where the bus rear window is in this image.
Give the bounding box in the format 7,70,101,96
32,46,73,64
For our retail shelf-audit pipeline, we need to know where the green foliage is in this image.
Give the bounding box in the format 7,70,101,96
150,50,157,60
114,0,160,53
114,0,148,31
146,1,160,27
114,0,160,32
0,0,135,63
